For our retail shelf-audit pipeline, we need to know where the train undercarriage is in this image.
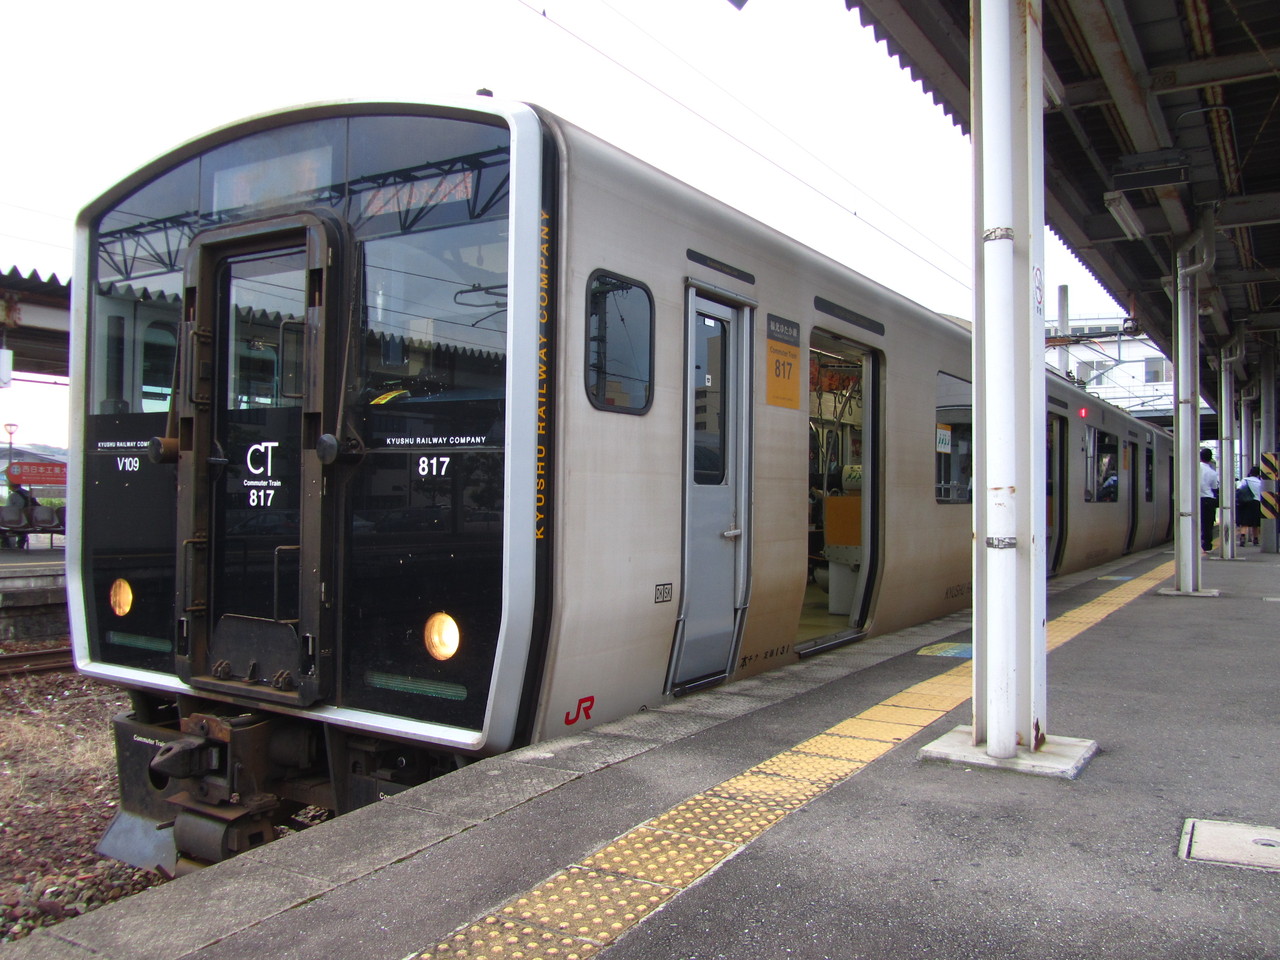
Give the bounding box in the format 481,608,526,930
100,691,459,875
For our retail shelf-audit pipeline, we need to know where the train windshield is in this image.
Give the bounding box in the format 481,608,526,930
83,112,513,731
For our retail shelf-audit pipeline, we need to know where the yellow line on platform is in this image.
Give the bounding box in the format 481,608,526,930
413,560,1174,959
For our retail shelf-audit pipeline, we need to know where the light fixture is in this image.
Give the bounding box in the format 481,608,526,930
109,578,134,617
1112,150,1190,190
423,612,460,661
1104,191,1144,241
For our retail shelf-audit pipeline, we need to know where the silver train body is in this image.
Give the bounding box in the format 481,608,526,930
69,99,1171,872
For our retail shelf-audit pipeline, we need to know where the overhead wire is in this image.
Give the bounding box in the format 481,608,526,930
0,201,75,265
511,0,974,292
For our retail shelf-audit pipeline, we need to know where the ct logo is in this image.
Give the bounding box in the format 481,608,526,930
247,441,280,476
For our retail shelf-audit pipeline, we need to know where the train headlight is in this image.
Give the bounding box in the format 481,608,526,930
109,578,134,617
423,612,460,661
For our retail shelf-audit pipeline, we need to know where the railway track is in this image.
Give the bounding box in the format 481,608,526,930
0,647,75,676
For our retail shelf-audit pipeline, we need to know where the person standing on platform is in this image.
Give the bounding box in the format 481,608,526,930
1199,448,1220,554
1236,465,1263,547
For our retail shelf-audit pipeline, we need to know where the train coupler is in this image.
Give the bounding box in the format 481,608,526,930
150,735,219,780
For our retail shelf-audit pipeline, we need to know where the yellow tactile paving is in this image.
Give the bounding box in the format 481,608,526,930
647,794,786,845
749,751,864,784
858,703,945,727
429,916,599,958
707,771,830,809
883,690,970,711
498,868,673,943
422,558,1173,959
911,675,972,694
793,732,894,763
580,827,737,887
826,716,922,742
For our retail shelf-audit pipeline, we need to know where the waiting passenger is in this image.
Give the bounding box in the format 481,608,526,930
1199,449,1219,554
1236,466,1263,547
4,484,36,549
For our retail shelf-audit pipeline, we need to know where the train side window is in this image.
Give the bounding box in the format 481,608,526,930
1084,425,1119,501
140,321,177,412
585,271,654,414
1145,446,1154,501
91,284,183,415
935,372,972,503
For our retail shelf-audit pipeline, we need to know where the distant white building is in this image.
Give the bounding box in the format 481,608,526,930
1043,314,1190,427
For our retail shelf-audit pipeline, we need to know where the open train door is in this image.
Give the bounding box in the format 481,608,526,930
167,213,344,708
668,291,752,694
1046,412,1067,573
1125,440,1140,552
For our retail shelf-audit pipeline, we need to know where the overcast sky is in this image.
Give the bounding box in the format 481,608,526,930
0,0,1122,447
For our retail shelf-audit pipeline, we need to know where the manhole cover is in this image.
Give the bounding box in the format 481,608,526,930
1180,819,1280,872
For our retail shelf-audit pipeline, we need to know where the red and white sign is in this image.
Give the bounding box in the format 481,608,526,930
5,461,67,485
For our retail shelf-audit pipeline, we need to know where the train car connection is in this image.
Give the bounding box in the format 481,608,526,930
68,98,1171,874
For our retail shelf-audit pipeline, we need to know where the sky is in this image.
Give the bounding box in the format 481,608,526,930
0,0,1123,448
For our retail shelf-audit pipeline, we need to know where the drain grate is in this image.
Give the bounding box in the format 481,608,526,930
1180,819,1280,872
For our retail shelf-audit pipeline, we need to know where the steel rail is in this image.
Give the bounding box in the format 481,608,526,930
0,648,74,676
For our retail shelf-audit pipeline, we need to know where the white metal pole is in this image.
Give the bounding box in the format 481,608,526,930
1173,243,1194,588
1242,395,1255,475
1262,349,1276,554
1172,227,1207,591
979,0,1018,760
972,0,1045,760
1219,341,1239,558
1056,285,1070,374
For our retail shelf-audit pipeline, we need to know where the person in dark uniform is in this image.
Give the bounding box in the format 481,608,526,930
5,483,36,549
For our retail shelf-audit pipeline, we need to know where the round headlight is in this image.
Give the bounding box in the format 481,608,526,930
109,578,134,617
423,612,460,661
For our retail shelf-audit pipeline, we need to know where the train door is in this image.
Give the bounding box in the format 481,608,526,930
1125,440,1140,552
669,294,751,693
1046,413,1067,572
171,215,340,707
799,332,875,648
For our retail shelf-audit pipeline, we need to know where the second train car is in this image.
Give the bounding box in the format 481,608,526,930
70,98,1172,872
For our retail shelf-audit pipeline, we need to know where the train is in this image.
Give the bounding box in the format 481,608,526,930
69,97,1172,875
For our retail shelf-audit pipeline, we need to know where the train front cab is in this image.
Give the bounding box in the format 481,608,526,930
71,103,557,871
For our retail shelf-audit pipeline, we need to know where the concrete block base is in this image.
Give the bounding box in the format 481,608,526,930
918,725,1098,779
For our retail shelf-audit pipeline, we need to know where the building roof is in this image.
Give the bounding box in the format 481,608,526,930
1,267,71,377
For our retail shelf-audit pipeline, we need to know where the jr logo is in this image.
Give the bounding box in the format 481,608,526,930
564,696,594,726
247,441,280,476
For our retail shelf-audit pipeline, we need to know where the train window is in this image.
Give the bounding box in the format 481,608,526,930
693,315,727,483
345,128,511,726
91,286,183,415
810,337,864,494
1145,447,1154,501
935,372,972,503
1085,426,1120,501
225,251,307,410
140,322,177,412
585,272,654,413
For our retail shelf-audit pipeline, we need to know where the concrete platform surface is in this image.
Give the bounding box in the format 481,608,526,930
6,545,1279,960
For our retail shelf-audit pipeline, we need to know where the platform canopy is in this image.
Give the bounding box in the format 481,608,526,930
845,0,1280,414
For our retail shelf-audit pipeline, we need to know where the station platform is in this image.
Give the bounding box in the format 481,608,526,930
7,545,1279,960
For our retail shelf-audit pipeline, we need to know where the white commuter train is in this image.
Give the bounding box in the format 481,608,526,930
69,98,1172,872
